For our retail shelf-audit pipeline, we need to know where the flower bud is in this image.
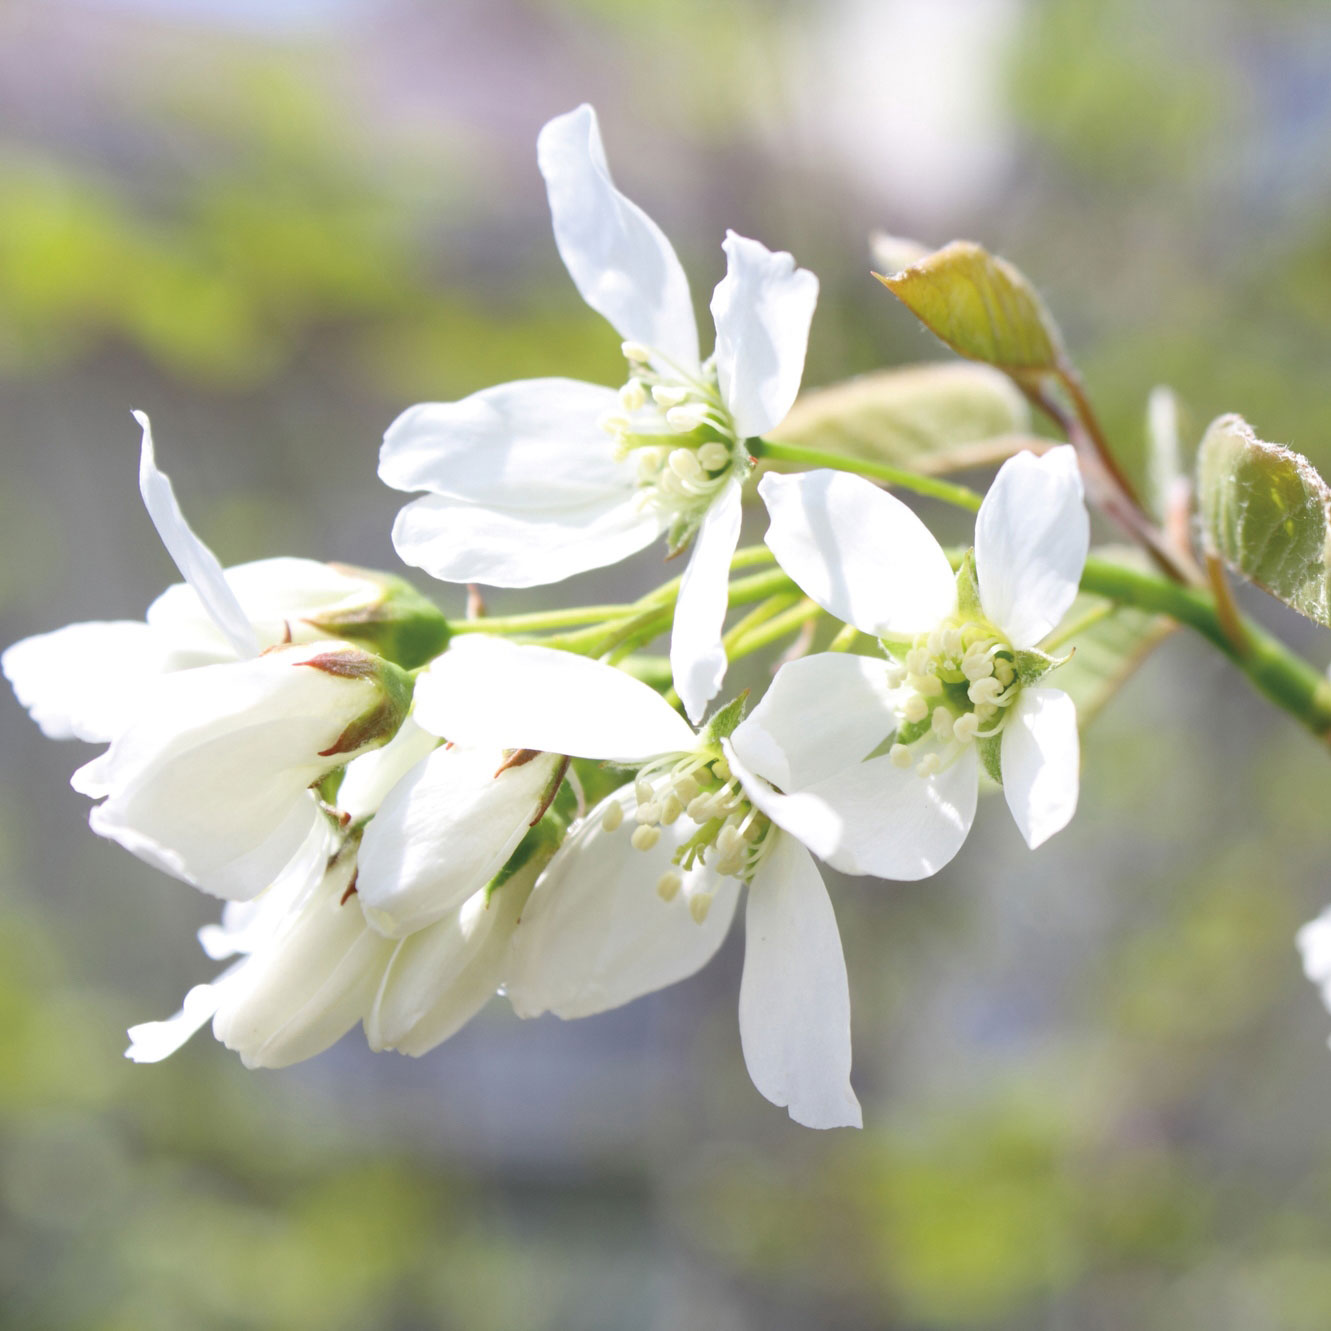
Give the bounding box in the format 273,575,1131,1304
74,641,413,901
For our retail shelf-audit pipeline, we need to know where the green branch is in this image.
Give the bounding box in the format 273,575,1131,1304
750,438,984,512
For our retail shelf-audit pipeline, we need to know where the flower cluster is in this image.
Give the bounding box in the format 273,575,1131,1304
5,106,1102,1130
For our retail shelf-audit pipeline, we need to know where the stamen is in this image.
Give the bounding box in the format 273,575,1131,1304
601,801,624,832
689,892,714,924
620,380,648,413
631,825,660,852
890,743,913,769
622,341,652,363
657,870,682,901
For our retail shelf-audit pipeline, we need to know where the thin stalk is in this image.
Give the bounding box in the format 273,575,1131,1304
721,593,804,656
727,599,823,660
750,438,983,512
1078,555,1331,741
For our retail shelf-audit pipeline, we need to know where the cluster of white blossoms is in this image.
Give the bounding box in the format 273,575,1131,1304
5,106,1104,1130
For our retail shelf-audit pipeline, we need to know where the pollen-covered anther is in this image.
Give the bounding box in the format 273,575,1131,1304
889,743,913,769
601,800,625,832
688,891,714,924
968,676,1004,706
631,824,661,852
952,712,980,743
656,869,682,901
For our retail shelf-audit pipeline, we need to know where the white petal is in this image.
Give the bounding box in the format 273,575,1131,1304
671,480,744,724
2,621,173,743
366,863,534,1056
1000,687,1079,849
148,558,382,659
726,737,978,881
134,411,258,659
537,105,699,371
739,833,861,1129
356,746,562,938
506,786,740,1019
710,231,818,439
336,716,440,822
729,652,898,792
379,379,630,508
211,855,395,1069
1298,908,1331,996
759,470,956,637
391,489,663,589
975,445,1089,648
80,643,383,899
413,636,695,760
125,977,231,1063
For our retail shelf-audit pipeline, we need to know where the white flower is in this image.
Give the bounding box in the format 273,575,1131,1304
379,104,819,724
126,829,395,1069
1298,909,1331,1032
126,718,544,1066
2,411,385,745
415,634,861,1130
746,446,1089,878
73,641,412,901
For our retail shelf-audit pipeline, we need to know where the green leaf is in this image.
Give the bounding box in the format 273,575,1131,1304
874,241,1066,381
1196,414,1331,627
765,361,1033,475
1051,591,1174,728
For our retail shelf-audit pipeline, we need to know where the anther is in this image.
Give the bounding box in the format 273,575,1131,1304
622,341,652,363
953,712,980,743
962,653,994,682
631,825,661,852
915,674,943,698
619,380,647,412
651,384,690,409
902,693,929,725
686,793,714,822
660,793,683,825
905,647,930,675
994,659,1016,686
697,442,730,471
917,752,941,778
667,448,703,480
931,706,954,741
601,801,625,832
635,801,662,825
890,743,913,769
666,404,709,433
968,676,1003,706
689,892,714,924
657,870,683,902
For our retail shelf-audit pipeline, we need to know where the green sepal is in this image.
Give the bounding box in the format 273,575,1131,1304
303,650,414,759
1013,646,1070,687
486,804,568,901
895,716,931,746
700,691,749,746
304,565,450,670
955,548,983,618
977,733,1004,785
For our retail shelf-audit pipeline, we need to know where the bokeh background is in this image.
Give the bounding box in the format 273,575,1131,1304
3,0,1331,1326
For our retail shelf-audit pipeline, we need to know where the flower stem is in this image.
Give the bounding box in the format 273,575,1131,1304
1078,554,1331,742
749,438,983,512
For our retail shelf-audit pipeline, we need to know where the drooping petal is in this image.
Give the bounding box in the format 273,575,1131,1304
210,854,395,1070
726,736,978,881
739,832,861,1130
76,643,389,900
1298,908,1331,1006
356,745,562,938
390,489,664,589
379,379,630,508
759,470,956,638
413,636,695,761
148,558,382,659
366,862,534,1057
134,411,259,659
2,620,174,743
506,786,740,1020
710,231,819,439
1000,687,1079,849
670,480,745,724
125,977,232,1063
537,105,699,372
975,445,1089,648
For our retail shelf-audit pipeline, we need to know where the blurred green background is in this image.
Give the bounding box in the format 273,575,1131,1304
3,0,1331,1326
